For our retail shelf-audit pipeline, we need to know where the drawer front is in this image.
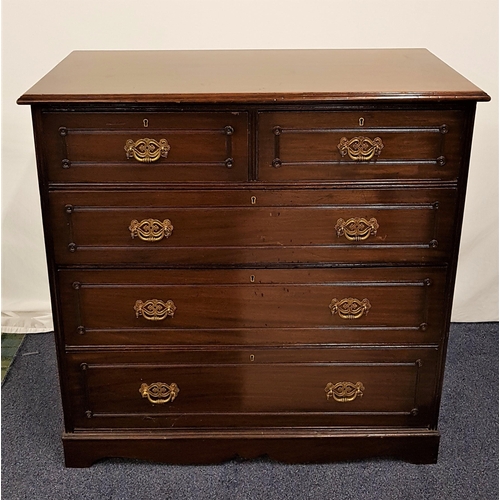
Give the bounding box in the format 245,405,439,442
49,188,457,265
59,267,447,346
258,110,466,181
41,112,249,183
67,348,438,429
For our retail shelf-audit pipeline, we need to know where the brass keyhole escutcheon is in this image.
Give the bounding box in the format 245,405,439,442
250,354,255,361
359,117,364,126
251,196,257,205
250,275,255,282
143,118,149,128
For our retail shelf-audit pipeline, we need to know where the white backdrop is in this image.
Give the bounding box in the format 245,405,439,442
2,0,498,332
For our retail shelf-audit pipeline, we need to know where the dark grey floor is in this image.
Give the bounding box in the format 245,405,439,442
2,323,498,500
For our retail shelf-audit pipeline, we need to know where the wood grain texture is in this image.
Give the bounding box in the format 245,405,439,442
58,267,447,344
18,49,490,104
20,50,489,467
258,109,465,181
49,187,457,265
42,111,249,183
67,347,438,430
62,430,441,467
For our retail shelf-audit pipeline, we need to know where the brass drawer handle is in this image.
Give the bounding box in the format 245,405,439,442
329,297,371,319
325,381,364,402
129,218,173,241
124,138,170,163
134,299,176,321
140,382,179,404
335,217,379,241
338,136,384,161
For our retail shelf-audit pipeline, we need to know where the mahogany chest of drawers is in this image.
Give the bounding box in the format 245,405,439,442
18,49,489,467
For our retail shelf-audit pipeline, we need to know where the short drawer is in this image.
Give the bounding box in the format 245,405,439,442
66,347,439,429
49,187,457,265
59,267,448,346
40,111,249,183
258,110,466,181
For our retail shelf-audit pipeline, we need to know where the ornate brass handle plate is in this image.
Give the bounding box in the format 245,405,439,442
335,217,379,241
129,218,173,241
338,136,384,161
139,382,179,404
134,299,176,321
124,138,170,163
329,297,371,319
325,381,364,402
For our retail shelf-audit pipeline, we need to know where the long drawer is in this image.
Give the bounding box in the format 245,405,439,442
67,347,439,429
49,187,457,265
258,110,466,181
59,267,447,346
41,111,249,183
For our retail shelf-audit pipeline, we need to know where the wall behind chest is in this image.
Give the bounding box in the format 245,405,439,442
2,0,498,323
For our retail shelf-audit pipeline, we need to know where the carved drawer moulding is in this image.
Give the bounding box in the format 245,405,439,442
17,49,489,467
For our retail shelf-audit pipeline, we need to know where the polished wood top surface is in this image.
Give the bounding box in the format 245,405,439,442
18,49,489,104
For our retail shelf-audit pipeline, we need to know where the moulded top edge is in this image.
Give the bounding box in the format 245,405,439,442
17,49,491,105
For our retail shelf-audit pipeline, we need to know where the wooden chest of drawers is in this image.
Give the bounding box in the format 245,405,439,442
18,49,489,467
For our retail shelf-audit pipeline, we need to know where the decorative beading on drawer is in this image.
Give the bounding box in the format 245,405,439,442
134,299,177,321
139,382,179,404
129,218,173,241
124,138,171,163
335,217,379,241
75,352,430,426
337,136,384,161
257,110,467,183
54,190,452,265
63,269,442,342
325,381,365,402
329,298,371,319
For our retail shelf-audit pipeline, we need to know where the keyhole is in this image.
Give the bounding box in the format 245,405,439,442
359,117,364,126
250,354,255,362
250,275,255,282
143,119,149,128
251,196,257,205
